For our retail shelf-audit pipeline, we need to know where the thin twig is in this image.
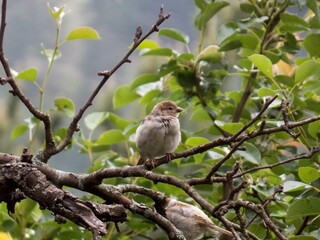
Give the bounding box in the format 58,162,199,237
50,7,171,160
234,147,320,178
0,0,56,157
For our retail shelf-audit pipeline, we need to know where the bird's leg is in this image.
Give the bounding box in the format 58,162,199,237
145,158,156,170
164,152,174,163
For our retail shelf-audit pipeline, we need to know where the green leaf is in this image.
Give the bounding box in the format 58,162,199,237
235,142,261,165
139,89,161,104
130,73,159,89
195,0,207,10
280,12,309,32
96,129,126,145
195,1,229,30
158,28,189,44
141,48,173,57
298,167,320,184
308,121,320,139
54,97,75,118
11,124,28,140
289,236,318,240
248,54,273,78
307,0,320,28
214,120,244,134
53,128,68,146
136,39,159,50
190,108,212,122
66,26,100,41
295,59,320,83
220,31,260,52
283,180,311,193
84,112,109,131
196,45,223,63
41,47,62,63
257,88,276,98
16,199,41,222
304,34,320,57
185,137,210,146
185,137,209,163
15,68,38,82
108,113,131,130
287,197,320,221
47,4,65,21
113,85,140,109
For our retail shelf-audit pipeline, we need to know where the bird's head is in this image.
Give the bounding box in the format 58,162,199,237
151,101,183,117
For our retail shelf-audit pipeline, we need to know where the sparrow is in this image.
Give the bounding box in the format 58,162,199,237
164,198,233,240
136,101,183,165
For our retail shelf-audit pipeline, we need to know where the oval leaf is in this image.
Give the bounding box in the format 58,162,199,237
141,48,173,57
66,26,100,41
235,142,261,165
196,45,223,63
158,28,189,44
108,113,131,130
190,108,212,122
214,120,244,134
308,120,320,139
11,124,28,140
15,68,38,82
84,112,109,131
295,59,320,83
195,1,230,30
287,197,320,221
113,85,139,109
249,54,273,78
136,39,159,50
54,97,75,118
298,167,320,184
96,129,126,145
185,137,210,146
139,89,161,104
304,33,320,57
283,180,311,193
131,73,159,89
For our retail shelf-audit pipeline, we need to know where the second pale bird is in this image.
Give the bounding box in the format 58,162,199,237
136,101,183,165
165,198,233,239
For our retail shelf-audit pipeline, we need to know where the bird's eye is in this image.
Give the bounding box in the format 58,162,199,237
168,106,173,110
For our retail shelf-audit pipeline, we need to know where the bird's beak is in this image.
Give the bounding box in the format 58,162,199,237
176,107,183,113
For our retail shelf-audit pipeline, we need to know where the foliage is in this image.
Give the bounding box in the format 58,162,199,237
1,0,320,240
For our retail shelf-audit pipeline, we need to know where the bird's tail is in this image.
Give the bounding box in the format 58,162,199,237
207,222,233,237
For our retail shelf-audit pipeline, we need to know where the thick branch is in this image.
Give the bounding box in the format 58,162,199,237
0,161,126,239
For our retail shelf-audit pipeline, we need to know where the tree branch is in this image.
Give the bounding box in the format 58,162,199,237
0,161,126,239
38,6,171,162
0,0,56,154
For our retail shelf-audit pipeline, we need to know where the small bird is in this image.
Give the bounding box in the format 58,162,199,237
136,101,183,165
164,198,233,240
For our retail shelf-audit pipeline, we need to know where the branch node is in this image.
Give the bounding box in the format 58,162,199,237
97,70,111,77
20,147,33,163
0,76,7,85
134,25,142,43
9,89,16,96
